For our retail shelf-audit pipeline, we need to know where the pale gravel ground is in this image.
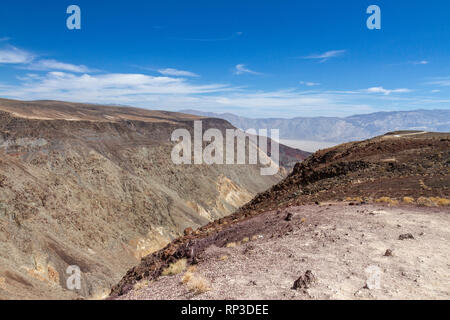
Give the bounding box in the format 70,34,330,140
119,204,450,300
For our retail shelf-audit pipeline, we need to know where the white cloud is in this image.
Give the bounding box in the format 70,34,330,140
431,89,440,93
300,81,320,87
234,64,262,75
365,87,412,95
157,68,199,77
303,50,346,63
0,46,34,64
0,70,447,118
0,72,233,104
0,45,93,74
26,59,93,73
413,60,429,65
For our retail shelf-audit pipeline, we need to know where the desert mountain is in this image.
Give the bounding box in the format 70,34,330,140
181,109,450,144
111,131,449,299
0,98,308,299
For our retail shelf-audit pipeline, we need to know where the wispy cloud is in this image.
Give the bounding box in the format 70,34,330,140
0,45,94,74
302,50,346,63
0,46,34,64
412,60,430,65
0,37,10,42
158,68,199,77
300,81,320,87
25,59,93,73
234,64,262,75
364,87,412,95
427,77,450,87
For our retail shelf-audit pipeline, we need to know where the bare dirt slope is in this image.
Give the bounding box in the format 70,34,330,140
110,132,449,299
0,98,308,300
119,203,449,300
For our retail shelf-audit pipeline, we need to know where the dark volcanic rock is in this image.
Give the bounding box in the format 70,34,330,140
292,270,317,290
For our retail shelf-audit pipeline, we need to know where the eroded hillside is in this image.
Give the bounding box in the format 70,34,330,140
0,98,308,299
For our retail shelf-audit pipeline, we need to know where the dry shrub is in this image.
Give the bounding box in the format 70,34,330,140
402,197,415,204
419,180,432,191
219,255,228,261
417,197,436,207
186,275,210,295
241,237,249,244
376,197,399,205
226,242,236,248
47,265,60,284
187,265,197,273
181,271,193,284
162,258,187,276
300,217,306,224
134,279,149,291
429,197,450,206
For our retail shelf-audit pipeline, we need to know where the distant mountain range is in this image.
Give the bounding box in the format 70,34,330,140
180,109,450,144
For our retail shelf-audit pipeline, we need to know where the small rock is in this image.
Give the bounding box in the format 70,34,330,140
384,249,393,256
285,213,293,221
399,233,414,240
292,270,317,290
184,227,193,236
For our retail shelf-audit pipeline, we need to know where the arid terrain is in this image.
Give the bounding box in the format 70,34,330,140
111,131,449,300
118,204,449,300
0,98,308,300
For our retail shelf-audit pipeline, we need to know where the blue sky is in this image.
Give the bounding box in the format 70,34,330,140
0,0,449,118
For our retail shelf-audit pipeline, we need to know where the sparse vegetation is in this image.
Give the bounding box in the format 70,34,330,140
429,197,450,206
181,271,193,284
402,196,415,204
219,255,228,261
226,242,236,248
186,275,210,295
417,197,436,207
133,279,149,291
180,266,210,295
345,197,364,202
376,197,399,205
161,258,187,276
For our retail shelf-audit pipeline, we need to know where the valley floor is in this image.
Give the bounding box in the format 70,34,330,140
118,203,450,300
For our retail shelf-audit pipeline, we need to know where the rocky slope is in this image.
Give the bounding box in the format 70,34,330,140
110,131,449,299
0,98,308,299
